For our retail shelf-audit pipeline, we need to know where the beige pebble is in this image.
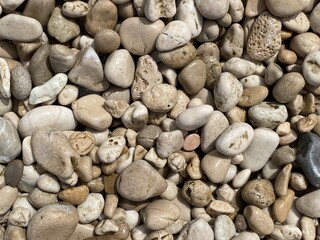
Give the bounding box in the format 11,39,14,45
301,216,316,240
186,156,204,180
49,45,77,73
8,206,31,227
62,1,91,18
177,218,214,240
183,134,200,151
77,193,104,224
282,12,310,34
69,131,95,156
196,20,220,43
67,224,94,240
290,172,308,191
120,17,164,55
223,57,256,78
243,205,274,235
27,203,78,240
274,164,292,197
182,180,211,207
223,164,238,183
238,86,269,107
296,189,320,218
144,0,176,21
121,101,148,131
156,130,184,159
276,122,291,136
270,224,302,240
94,29,120,54
279,129,298,145
232,169,251,188
273,189,295,223
220,23,244,60
0,186,18,215
37,173,60,194
245,0,267,17
28,187,58,209
290,32,320,58
297,114,318,133
72,94,112,131
76,156,93,182
58,185,90,206
206,199,235,216
216,183,236,202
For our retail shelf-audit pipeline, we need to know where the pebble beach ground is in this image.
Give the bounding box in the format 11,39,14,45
1,0,320,239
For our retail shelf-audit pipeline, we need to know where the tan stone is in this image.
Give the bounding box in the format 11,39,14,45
272,189,295,223
238,86,268,107
243,205,274,235
58,185,90,206
274,164,292,197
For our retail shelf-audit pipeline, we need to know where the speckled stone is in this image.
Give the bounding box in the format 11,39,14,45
296,132,320,188
5,159,24,187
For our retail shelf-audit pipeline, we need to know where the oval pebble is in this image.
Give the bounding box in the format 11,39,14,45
216,122,254,157
302,51,320,87
77,193,104,224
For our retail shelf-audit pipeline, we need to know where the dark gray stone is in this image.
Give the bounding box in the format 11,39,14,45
5,159,24,187
297,132,320,188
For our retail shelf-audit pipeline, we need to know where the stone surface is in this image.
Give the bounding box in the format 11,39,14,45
0,14,43,42
156,130,184,158
49,44,77,73
243,205,274,235
22,0,55,27
296,132,320,188
302,51,320,87
177,218,214,240
11,65,32,101
5,159,24,187
62,1,91,18
266,0,311,17
214,215,236,240
27,203,79,240
117,160,167,201
94,29,120,54
0,185,18,215
296,189,320,218
77,193,104,224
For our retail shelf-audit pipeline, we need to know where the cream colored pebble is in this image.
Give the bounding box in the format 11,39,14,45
216,184,236,202
274,164,292,197
159,180,178,201
232,169,251,188
125,210,141,230
290,172,308,191
279,129,298,145
104,194,119,219
276,122,291,136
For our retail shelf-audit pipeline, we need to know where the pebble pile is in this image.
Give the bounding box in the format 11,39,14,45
2,0,320,239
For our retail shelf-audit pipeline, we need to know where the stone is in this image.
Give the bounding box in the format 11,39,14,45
77,193,104,223
156,130,184,159
18,105,77,137
266,0,311,17
84,0,118,35
201,150,231,183
31,127,80,179
120,17,165,55
274,164,292,197
183,134,201,151
141,199,180,231
214,72,243,112
144,0,176,21
156,20,191,51
104,99,129,119
0,14,42,42
178,59,206,95
37,173,60,194
272,189,295,223
175,0,203,38
28,44,53,87
11,65,32,101
0,186,18,215
17,165,40,193
104,49,135,88
214,215,236,240
68,47,109,92
241,179,276,208
177,218,214,240
158,43,197,69
232,232,260,240
196,20,220,43
296,190,320,218
62,1,91,18
27,203,78,240
94,29,120,54
181,180,211,207
0,117,21,163
243,205,274,235
220,23,244,60
296,132,320,188
247,11,282,61
142,84,178,113
69,131,95,156
301,216,316,240
137,125,162,149
131,55,163,100
248,102,288,129
22,0,55,27
28,187,58,209
195,0,229,20
270,224,302,240
290,172,308,191
223,57,256,78
240,128,279,172
72,94,112,130
49,44,77,73
97,136,126,163
238,86,269,107
302,51,320,87
48,7,80,43
0,57,10,98
121,101,148,131
5,159,23,187
282,12,310,34
216,122,254,157
117,160,167,201
201,110,229,153
290,32,320,58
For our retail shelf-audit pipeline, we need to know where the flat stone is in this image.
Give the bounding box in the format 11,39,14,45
117,160,167,201
31,127,80,179
296,189,320,218
0,117,21,163
0,14,43,42
119,17,165,55
296,132,320,188
62,1,91,18
27,203,78,240
84,0,118,35
266,0,311,17
72,94,112,130
68,47,108,92
48,7,80,43
5,159,24,187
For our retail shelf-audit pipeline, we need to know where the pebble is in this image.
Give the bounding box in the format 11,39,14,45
121,101,148,131
28,187,58,209
156,20,191,51
0,117,21,163
196,20,220,43
220,23,244,60
178,59,206,95
302,51,320,87
290,32,320,58
37,173,60,194
243,205,274,235
195,0,229,20
214,72,243,112
247,11,282,61
270,224,302,240
240,127,279,172
274,164,292,197
223,57,256,78
10,65,32,101
120,17,165,55
104,49,135,88
296,132,320,188
301,216,316,240
0,14,43,42
176,0,203,38
282,12,310,34
272,189,295,223
241,179,276,208
84,0,117,35
142,84,178,113
141,199,180,231
238,86,269,107
22,0,55,27
232,169,251,188
248,102,288,129
311,3,320,35
290,172,308,191
77,193,104,224
27,203,79,240
0,57,10,98
69,131,95,156
183,134,200,151
214,215,236,240
177,218,214,240
175,104,213,131
97,136,126,163
17,165,40,193
182,180,211,207
31,127,80,179
62,1,91,18
144,0,176,21
117,160,167,201
72,94,112,131
156,130,184,159
5,159,24,187
201,150,231,183
0,185,18,215
48,7,80,43
49,44,77,73
266,0,310,17
94,29,120,54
